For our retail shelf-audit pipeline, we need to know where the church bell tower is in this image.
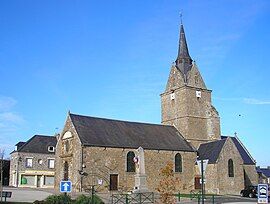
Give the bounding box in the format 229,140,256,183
161,22,221,148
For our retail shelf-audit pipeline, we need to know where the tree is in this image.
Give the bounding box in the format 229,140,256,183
156,162,180,204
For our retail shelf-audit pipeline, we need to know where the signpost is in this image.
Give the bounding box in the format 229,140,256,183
60,180,72,193
258,184,268,204
197,159,209,204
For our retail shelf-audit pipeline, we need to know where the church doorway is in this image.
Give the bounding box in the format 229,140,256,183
109,174,118,191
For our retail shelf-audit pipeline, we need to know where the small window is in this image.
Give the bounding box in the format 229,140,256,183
175,153,182,172
38,159,43,165
126,151,135,172
25,158,33,168
48,146,55,152
48,159,55,169
64,140,70,153
228,159,234,177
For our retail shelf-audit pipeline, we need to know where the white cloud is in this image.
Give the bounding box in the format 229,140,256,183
243,98,270,105
0,96,17,111
0,112,24,123
0,96,25,139
214,97,270,105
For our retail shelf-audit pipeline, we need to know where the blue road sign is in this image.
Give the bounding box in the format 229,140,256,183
258,184,268,204
60,180,72,193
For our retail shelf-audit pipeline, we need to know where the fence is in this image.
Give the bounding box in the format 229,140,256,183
111,192,154,204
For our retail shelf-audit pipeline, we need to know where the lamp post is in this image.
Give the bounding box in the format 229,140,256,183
201,157,204,204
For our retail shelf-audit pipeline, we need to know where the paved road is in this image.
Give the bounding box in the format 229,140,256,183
1,188,268,204
2,187,53,203
176,195,264,204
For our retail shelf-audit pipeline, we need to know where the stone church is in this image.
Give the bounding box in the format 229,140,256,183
55,22,257,195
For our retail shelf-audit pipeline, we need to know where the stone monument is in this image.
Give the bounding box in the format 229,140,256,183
133,146,148,193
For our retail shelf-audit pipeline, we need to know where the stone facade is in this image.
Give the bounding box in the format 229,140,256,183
9,151,55,188
54,115,197,193
54,115,82,192
161,71,220,148
55,131,196,192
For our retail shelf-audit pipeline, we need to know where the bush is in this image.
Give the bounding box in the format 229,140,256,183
75,194,104,204
45,194,72,204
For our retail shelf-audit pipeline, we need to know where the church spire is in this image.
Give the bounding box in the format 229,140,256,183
175,22,192,76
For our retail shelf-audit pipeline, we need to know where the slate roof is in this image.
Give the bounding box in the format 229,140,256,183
69,113,195,152
197,139,226,164
15,142,26,149
221,136,255,165
256,167,270,178
16,135,57,154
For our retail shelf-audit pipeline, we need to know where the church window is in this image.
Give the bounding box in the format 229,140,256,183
126,151,135,172
64,140,70,153
228,159,234,177
175,153,182,172
63,161,69,180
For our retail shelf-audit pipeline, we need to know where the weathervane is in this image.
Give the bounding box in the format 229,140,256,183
180,12,183,24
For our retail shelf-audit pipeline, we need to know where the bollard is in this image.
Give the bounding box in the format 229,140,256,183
178,192,181,202
198,195,200,204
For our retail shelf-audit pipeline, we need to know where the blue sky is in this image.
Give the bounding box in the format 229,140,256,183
0,0,269,166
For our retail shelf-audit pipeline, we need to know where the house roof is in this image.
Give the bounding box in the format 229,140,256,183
257,167,270,178
16,135,57,154
15,142,26,149
221,136,255,165
69,113,195,152
197,139,226,164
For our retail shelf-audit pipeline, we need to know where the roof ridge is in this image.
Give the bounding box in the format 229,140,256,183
70,113,175,128
234,136,256,164
17,135,37,152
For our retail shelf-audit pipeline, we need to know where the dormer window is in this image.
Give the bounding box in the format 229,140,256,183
48,146,55,152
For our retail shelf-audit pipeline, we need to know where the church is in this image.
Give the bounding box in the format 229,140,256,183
54,22,257,195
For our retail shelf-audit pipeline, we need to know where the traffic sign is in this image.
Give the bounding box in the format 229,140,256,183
258,184,268,204
197,159,209,174
60,181,72,193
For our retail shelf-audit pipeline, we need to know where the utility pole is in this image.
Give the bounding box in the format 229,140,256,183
201,158,204,204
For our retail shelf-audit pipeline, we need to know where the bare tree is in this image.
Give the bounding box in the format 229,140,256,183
0,149,5,202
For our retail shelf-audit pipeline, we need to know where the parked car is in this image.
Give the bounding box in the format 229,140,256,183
240,186,258,198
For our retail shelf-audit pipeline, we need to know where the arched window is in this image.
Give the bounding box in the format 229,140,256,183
228,159,234,177
126,151,135,172
175,153,182,172
64,161,69,180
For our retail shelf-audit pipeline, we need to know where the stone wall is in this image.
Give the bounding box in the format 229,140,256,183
57,144,198,193
161,84,220,148
217,138,244,195
243,165,257,186
80,147,197,193
54,114,82,192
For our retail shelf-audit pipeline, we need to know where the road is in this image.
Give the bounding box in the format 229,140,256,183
1,187,268,204
1,186,53,203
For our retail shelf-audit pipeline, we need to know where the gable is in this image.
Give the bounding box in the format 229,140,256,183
221,136,255,165
69,113,195,152
186,63,206,89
